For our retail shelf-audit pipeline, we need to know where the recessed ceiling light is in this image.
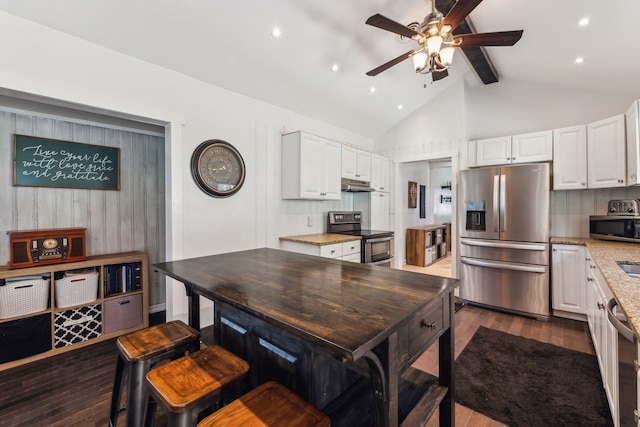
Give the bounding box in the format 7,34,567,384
271,27,282,38
369,86,376,93
578,17,590,26
397,104,403,110
575,57,585,64
331,64,339,72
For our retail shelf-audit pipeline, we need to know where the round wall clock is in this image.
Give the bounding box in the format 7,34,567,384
191,139,246,198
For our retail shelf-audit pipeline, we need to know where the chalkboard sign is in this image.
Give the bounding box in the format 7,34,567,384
13,134,120,190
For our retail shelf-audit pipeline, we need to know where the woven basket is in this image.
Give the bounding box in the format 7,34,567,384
55,271,99,308
0,278,49,319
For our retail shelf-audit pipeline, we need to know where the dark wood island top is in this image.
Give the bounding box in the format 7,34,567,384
154,247,457,427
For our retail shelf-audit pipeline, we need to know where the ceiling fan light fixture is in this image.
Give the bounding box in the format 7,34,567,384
439,47,455,66
412,52,429,72
426,35,443,56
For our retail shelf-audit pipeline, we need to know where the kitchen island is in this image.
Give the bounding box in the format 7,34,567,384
154,247,457,427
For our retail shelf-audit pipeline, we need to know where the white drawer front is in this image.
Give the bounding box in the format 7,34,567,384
320,243,342,258
342,241,360,257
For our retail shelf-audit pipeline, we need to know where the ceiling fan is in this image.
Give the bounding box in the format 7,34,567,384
365,0,523,82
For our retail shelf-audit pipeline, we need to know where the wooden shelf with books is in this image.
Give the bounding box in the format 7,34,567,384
0,251,149,371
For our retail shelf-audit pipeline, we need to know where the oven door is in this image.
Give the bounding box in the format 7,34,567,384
364,236,394,266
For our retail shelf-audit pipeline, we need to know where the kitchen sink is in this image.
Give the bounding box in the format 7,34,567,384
617,261,640,279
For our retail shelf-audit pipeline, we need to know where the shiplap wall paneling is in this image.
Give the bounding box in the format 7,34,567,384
0,110,166,307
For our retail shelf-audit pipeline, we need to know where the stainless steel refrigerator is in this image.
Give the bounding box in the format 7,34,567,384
459,163,550,320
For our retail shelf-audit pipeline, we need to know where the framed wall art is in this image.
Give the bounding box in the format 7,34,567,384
408,181,417,208
13,134,120,190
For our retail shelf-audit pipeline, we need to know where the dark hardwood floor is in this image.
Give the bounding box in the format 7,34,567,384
0,305,592,427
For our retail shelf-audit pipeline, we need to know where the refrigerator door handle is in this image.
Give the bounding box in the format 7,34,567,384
493,175,500,232
461,258,546,273
500,174,506,232
461,239,547,251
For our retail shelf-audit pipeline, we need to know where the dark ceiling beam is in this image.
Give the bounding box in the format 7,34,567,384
436,0,499,84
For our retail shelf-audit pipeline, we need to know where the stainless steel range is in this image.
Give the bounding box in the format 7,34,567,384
327,211,394,267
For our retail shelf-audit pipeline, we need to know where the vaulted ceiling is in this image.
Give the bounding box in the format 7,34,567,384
0,0,639,139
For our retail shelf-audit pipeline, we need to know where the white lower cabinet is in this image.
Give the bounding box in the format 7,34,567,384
280,239,361,263
585,250,618,426
551,244,587,317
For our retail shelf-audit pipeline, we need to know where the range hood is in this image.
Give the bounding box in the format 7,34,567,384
341,178,374,192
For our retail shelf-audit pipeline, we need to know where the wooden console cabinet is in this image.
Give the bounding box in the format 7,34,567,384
0,251,149,371
406,225,448,267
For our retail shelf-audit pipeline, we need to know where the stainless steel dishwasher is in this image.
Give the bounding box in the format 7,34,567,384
607,298,638,427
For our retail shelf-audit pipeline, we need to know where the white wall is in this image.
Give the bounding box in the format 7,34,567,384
0,12,374,322
467,78,636,140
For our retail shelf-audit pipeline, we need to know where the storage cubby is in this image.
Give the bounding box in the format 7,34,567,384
0,251,148,371
405,225,449,267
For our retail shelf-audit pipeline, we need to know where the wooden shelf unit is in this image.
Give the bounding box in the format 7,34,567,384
0,251,149,371
406,225,448,267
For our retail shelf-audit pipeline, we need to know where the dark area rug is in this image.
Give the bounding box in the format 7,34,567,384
455,326,613,427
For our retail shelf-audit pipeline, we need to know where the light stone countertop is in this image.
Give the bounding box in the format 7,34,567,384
551,237,640,338
279,233,361,246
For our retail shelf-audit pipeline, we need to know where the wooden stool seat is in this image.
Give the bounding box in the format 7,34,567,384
197,381,331,427
109,320,200,427
117,319,200,362
145,345,249,426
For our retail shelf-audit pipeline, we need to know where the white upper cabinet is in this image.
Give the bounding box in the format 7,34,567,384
475,136,512,166
511,130,553,163
342,145,371,181
626,100,640,185
587,114,626,188
475,131,552,166
553,125,587,190
371,154,389,192
281,131,341,200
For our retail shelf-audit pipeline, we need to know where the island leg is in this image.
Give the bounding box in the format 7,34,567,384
185,284,200,331
438,292,455,427
365,331,399,427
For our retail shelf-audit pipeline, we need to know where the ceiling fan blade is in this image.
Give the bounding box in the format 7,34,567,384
441,0,483,32
453,30,523,47
366,14,419,39
366,49,418,76
432,69,449,82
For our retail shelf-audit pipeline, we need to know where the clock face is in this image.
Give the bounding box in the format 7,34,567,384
191,140,246,197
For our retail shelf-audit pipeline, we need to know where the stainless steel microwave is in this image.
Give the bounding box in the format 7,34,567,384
589,215,640,243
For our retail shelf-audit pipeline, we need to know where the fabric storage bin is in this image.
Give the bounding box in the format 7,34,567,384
0,313,52,363
434,229,444,245
0,277,49,319
54,303,101,348
55,271,99,308
104,293,142,334
440,242,447,257
424,247,433,266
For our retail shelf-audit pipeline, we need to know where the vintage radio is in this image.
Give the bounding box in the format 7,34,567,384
7,228,87,269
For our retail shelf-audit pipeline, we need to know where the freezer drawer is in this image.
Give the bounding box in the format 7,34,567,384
460,238,549,265
460,257,550,319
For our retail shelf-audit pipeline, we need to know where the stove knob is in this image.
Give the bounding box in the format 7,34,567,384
629,208,635,213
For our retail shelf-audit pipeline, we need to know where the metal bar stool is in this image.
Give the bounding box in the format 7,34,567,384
197,381,331,427
143,345,249,427
109,320,200,427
